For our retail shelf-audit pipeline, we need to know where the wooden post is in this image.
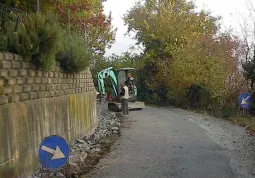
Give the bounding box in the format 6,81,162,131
68,8,71,33
37,0,40,13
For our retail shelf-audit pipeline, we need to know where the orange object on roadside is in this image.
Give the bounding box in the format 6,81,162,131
108,94,112,101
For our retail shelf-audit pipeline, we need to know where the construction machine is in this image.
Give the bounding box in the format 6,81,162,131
97,67,145,112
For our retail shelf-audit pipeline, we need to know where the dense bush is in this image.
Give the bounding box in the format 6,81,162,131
56,30,92,73
0,12,92,72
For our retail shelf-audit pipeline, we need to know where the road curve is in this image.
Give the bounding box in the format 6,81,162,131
87,106,255,178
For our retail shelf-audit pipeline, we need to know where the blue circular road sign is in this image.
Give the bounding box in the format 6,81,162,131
38,135,70,170
238,92,252,109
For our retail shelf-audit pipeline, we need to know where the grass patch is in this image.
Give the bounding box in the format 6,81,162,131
231,117,255,135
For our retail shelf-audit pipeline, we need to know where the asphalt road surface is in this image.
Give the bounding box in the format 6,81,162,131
87,106,255,178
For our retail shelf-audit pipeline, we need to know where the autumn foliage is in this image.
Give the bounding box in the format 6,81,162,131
123,0,245,116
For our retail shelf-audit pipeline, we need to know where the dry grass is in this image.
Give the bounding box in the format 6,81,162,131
232,117,255,135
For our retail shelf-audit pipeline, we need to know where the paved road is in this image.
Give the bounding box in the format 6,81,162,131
87,106,255,178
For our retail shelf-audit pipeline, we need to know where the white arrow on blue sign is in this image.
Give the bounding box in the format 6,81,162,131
238,92,252,109
38,135,70,170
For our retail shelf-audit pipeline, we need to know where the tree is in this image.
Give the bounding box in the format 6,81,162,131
56,0,116,56
124,0,241,110
1,0,117,56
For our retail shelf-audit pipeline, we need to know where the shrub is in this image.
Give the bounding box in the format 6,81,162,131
187,84,210,109
26,13,62,70
0,30,8,51
0,13,62,70
56,29,92,73
0,12,91,72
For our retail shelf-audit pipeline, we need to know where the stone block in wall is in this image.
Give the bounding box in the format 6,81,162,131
47,78,52,84
12,85,23,93
50,91,55,97
82,88,85,92
3,53,13,60
63,74,67,78
20,62,30,69
13,54,23,61
54,84,60,90
0,78,3,86
0,86,4,95
28,70,36,77
11,61,21,69
37,71,43,77
45,91,50,98
64,90,69,95
8,94,20,102
26,77,34,84
0,61,11,69
16,77,25,85
28,63,36,70
59,90,64,96
42,78,48,84
0,69,8,77
7,78,16,85
23,84,32,92
46,85,53,91
35,77,42,84
0,53,3,61
4,86,12,94
8,69,18,77
0,95,8,105
31,84,40,91
43,72,48,78
19,93,29,101
54,72,58,78
39,85,46,91
38,91,45,98
59,73,63,78
56,78,59,84
68,89,73,94
28,92,38,99
18,69,28,76
57,78,62,84
55,90,59,97
49,72,54,78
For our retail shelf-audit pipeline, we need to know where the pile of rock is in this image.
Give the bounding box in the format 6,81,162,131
29,112,123,178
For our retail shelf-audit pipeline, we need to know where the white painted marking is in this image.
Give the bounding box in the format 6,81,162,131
41,145,65,160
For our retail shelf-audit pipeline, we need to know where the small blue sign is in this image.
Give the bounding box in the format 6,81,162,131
238,92,252,109
38,135,70,170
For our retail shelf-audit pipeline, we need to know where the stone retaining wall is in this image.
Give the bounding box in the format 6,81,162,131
0,53,95,105
0,53,98,177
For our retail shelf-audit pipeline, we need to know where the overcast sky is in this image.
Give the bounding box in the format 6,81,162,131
103,0,255,57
